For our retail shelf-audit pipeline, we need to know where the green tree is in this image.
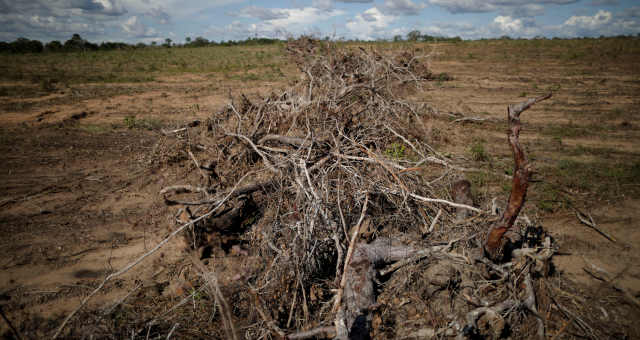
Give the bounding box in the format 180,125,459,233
45,40,63,52
11,37,43,53
192,36,209,47
64,33,87,50
407,30,421,42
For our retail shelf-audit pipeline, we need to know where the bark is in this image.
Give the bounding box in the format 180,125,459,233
484,93,552,262
336,238,417,340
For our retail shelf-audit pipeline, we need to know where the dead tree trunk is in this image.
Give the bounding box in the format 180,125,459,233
484,93,552,262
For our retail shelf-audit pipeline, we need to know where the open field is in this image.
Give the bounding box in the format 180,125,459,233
1,37,639,339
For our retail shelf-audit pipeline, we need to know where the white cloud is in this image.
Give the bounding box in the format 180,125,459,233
146,7,170,24
346,7,396,40
91,0,128,16
564,10,612,29
121,15,157,37
208,7,345,40
493,15,523,32
233,6,289,20
312,0,334,11
267,7,345,27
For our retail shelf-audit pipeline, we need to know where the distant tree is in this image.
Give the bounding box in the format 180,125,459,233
185,37,191,43
192,36,209,47
10,37,43,53
164,38,172,47
64,33,87,50
0,41,9,53
45,40,63,52
421,34,436,42
151,41,157,46
393,35,403,42
136,42,147,49
407,30,421,42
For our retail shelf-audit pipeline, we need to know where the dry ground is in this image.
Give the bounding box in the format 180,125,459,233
0,38,639,339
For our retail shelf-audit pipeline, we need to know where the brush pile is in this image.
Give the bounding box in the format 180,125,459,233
159,38,555,339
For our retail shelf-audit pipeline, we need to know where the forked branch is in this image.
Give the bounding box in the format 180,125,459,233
484,93,551,262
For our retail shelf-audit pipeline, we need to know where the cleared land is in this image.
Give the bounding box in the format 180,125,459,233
0,38,639,339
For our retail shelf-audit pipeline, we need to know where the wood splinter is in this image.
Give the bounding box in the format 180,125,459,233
484,93,552,262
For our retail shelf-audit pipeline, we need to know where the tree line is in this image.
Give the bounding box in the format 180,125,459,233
0,34,283,54
3,31,637,54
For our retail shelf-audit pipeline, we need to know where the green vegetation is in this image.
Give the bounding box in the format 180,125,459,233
385,142,406,159
123,116,162,130
469,140,489,162
533,159,640,212
0,43,289,84
79,124,111,134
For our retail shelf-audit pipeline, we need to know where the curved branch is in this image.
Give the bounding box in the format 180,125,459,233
484,93,551,262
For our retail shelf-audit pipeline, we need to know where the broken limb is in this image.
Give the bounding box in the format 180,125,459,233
484,93,552,262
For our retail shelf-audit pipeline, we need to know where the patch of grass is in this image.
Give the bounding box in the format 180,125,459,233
469,140,489,162
385,142,406,159
437,72,453,81
0,44,288,85
123,115,162,130
536,158,640,204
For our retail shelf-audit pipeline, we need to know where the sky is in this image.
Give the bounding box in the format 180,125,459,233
1,0,639,43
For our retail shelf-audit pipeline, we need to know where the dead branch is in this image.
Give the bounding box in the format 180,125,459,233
457,299,519,340
427,208,442,234
335,238,420,340
583,263,640,309
148,40,563,340
523,271,545,340
258,134,313,148
379,240,454,276
484,93,552,262
409,192,482,213
452,117,491,124
0,306,22,340
575,210,616,243
332,194,369,315
191,254,238,340
287,326,336,339
226,132,281,174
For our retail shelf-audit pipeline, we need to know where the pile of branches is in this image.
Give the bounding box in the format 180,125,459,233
156,39,554,340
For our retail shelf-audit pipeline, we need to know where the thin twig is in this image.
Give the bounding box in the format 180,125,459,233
575,210,616,243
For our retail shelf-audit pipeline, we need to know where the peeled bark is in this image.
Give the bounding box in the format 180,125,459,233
484,94,552,262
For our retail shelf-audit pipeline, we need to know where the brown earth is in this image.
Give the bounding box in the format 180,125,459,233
1,40,639,339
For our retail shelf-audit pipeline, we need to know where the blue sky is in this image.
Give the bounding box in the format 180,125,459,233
1,0,639,43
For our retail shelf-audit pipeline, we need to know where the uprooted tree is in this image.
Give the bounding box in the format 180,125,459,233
54,38,557,340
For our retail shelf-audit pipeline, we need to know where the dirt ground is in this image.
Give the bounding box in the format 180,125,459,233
1,39,639,339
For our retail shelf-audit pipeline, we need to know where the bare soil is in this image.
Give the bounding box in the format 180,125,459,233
1,40,639,339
